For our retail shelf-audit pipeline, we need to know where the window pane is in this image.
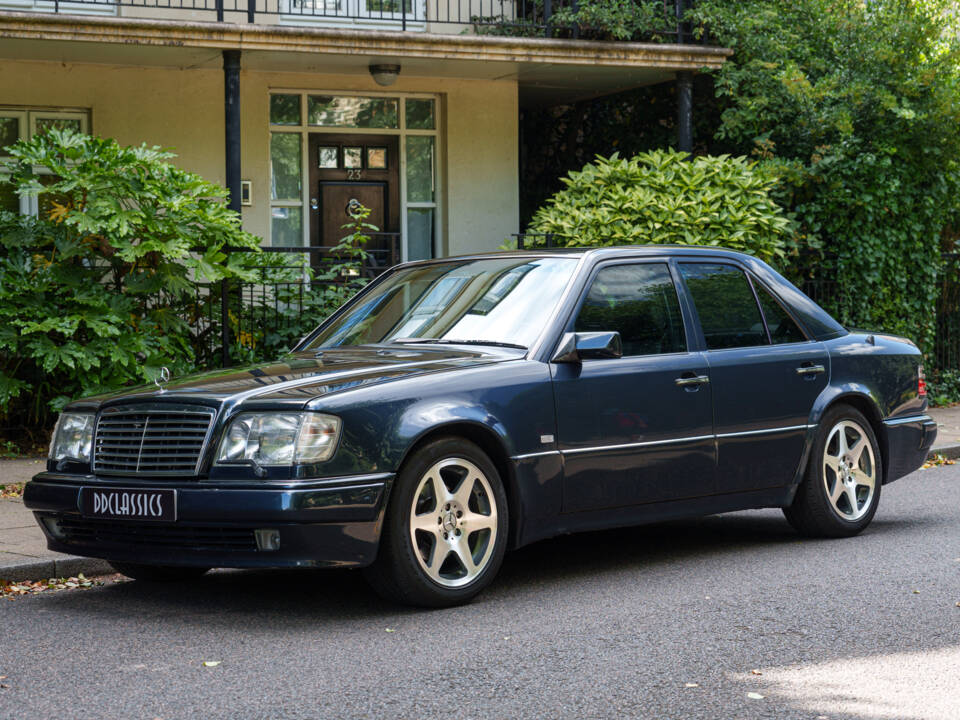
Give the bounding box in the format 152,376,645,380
680,263,768,349
406,136,434,202
0,117,20,152
35,118,82,136
271,206,302,247
270,133,301,201
270,94,301,125
366,0,411,11
406,99,435,130
754,280,806,344
407,207,433,261
307,96,399,129
574,263,686,356
0,181,18,213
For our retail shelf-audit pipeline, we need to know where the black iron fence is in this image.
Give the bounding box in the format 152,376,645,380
183,233,398,367
12,0,693,39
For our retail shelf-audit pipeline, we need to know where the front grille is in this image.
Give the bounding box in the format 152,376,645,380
93,406,215,476
53,516,257,552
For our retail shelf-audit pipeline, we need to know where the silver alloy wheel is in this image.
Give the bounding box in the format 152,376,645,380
408,457,498,588
822,419,876,521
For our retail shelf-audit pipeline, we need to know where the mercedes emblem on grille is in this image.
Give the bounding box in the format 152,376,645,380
154,366,171,393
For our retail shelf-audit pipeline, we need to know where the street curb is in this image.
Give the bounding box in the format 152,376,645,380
0,555,113,583
932,443,960,460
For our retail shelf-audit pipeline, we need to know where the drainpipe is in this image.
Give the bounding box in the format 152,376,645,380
676,70,693,155
222,49,242,367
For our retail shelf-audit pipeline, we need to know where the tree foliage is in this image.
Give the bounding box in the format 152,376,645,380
523,0,960,355
528,150,795,264
687,0,960,351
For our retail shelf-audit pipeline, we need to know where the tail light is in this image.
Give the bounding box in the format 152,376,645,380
918,365,927,397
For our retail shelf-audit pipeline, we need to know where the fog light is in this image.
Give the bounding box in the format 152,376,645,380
254,529,281,551
41,516,67,540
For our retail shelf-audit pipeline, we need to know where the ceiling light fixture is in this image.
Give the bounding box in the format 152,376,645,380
369,64,401,87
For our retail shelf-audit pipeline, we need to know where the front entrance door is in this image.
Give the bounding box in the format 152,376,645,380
308,134,400,267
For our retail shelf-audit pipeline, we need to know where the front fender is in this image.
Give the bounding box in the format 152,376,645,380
396,399,517,464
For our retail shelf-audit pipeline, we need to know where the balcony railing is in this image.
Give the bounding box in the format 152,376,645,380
0,0,693,40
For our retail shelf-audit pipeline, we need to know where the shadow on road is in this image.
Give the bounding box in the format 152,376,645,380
29,508,875,621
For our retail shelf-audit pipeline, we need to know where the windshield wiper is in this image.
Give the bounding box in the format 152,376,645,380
390,338,527,350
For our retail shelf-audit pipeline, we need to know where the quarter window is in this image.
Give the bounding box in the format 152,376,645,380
574,263,687,357
754,281,807,344
679,263,767,350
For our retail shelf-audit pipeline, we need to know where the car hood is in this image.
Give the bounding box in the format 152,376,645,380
77,345,516,409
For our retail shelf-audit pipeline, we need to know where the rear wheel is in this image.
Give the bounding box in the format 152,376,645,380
109,562,210,582
363,437,508,607
784,405,882,537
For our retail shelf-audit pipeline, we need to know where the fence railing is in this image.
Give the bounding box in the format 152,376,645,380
4,0,692,39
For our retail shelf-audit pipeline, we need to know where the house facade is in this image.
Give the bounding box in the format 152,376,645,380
0,2,729,262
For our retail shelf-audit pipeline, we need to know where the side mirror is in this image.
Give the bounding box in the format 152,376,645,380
551,331,623,363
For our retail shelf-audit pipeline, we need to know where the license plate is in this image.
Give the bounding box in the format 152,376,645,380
81,487,177,522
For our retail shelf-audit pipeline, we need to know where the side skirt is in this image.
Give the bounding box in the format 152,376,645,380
515,486,795,549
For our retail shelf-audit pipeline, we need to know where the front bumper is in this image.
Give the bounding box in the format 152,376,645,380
23,471,394,569
884,414,937,483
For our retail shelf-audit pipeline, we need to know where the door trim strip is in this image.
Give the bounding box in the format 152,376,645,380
512,424,819,461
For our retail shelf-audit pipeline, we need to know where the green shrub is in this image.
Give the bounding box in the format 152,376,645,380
527,150,795,264
0,129,261,430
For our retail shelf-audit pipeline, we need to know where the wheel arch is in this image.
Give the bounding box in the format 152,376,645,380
395,421,523,550
812,390,890,485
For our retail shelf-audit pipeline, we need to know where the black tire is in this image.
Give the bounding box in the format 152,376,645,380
784,404,882,538
363,437,509,608
109,562,210,582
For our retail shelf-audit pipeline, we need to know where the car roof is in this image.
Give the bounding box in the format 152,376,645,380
405,245,758,265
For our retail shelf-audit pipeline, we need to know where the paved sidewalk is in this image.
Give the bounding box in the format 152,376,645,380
1,406,958,582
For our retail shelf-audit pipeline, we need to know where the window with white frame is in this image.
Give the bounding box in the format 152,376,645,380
268,91,440,262
0,0,115,15
0,108,90,215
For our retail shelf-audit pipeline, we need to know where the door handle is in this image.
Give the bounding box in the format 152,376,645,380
675,374,710,387
796,364,825,376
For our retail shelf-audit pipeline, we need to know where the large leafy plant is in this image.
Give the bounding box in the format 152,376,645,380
0,130,261,430
527,150,795,264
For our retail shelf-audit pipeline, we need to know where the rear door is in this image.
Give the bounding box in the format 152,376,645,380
553,260,716,512
677,262,828,494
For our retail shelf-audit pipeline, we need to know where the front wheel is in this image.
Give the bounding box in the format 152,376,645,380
784,405,882,538
363,437,508,607
109,562,210,582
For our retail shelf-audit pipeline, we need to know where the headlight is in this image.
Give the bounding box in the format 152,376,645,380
49,412,95,464
216,412,341,467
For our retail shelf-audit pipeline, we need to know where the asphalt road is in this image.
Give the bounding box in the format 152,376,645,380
2,464,959,720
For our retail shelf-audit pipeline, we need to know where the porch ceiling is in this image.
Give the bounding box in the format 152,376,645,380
0,12,731,106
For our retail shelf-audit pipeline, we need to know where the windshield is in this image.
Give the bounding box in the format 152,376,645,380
305,257,578,350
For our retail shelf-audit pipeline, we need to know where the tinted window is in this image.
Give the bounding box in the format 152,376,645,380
754,280,807,344
680,263,767,349
574,263,686,356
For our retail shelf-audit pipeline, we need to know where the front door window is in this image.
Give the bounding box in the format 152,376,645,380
553,261,716,512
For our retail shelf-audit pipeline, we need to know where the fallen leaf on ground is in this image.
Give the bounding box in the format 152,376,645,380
747,692,765,700
385,628,395,633
750,669,762,675
0,483,24,499
913,589,921,594
922,454,955,469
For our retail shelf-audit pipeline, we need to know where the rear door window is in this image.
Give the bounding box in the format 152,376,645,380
679,263,767,350
753,280,807,344
574,263,687,356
